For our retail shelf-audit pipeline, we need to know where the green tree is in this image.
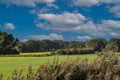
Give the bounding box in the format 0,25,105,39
85,38,107,51
105,38,120,52
0,31,19,54
66,41,85,48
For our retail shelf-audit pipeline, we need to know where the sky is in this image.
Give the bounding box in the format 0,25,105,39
0,0,120,41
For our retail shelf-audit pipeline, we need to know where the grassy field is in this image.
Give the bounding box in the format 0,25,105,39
0,52,97,79
19,52,51,56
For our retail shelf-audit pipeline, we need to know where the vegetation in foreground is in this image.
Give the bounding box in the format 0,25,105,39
0,54,97,79
0,51,120,80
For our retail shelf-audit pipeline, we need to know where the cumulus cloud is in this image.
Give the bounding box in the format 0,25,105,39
0,0,55,7
46,3,58,9
30,7,50,14
36,12,98,35
73,0,99,7
100,0,120,4
72,0,120,18
37,12,85,30
97,20,120,37
37,12,86,24
4,23,15,30
77,36,92,41
72,0,120,7
109,5,120,17
27,33,63,40
29,3,58,14
99,20,120,30
74,21,97,35
36,12,120,37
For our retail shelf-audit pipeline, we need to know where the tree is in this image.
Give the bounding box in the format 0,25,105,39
0,31,19,55
20,40,38,52
105,38,120,52
66,41,85,48
85,38,107,51
20,40,66,52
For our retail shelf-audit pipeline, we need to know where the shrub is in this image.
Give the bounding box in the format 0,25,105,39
5,51,120,80
55,48,95,55
55,49,67,55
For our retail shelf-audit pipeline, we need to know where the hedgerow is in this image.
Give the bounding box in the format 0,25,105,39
55,48,95,55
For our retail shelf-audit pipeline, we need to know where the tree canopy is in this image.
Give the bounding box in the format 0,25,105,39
0,31,19,55
85,38,107,51
20,40,77,52
20,38,120,53
105,38,120,52
1,30,120,54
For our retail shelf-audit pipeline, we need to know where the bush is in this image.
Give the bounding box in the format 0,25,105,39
5,51,120,80
55,49,67,55
55,48,95,55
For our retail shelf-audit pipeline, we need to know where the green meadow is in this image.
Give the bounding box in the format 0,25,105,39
0,53,97,79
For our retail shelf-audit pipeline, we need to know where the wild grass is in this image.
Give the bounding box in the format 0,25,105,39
0,54,97,79
5,53,120,80
1,51,120,80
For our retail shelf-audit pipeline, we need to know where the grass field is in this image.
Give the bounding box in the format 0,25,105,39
0,53,97,79
19,52,51,56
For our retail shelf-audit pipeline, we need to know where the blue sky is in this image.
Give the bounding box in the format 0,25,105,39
0,0,120,41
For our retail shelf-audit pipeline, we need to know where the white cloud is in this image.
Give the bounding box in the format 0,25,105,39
29,3,58,14
27,33,63,40
99,20,120,29
100,0,120,4
108,32,119,36
97,20,120,37
38,12,86,24
109,5,120,17
73,0,99,7
36,12,98,35
72,0,120,18
74,21,97,35
4,23,15,30
46,3,58,9
0,0,55,7
77,36,92,41
36,12,85,31
72,0,120,7
36,12,120,37
30,7,50,14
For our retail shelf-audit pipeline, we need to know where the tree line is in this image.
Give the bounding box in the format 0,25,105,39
20,38,120,53
0,30,120,55
20,40,85,52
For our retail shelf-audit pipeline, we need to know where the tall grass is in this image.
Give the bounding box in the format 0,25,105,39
0,54,96,79
1,51,120,80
